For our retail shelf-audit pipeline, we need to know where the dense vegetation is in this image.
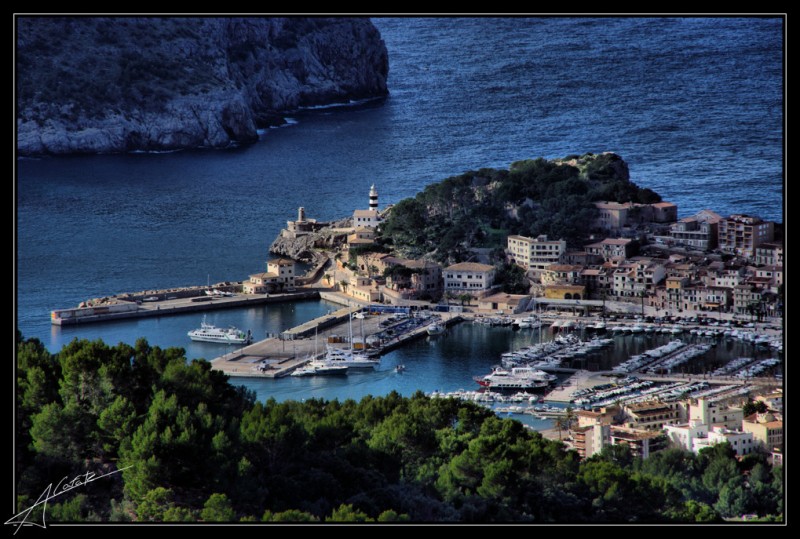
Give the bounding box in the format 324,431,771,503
378,153,662,265
15,335,782,523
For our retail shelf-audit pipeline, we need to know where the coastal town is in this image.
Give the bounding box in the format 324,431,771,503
50,181,784,470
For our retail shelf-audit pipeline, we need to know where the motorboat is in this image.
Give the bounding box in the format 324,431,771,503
426,322,445,335
291,360,349,377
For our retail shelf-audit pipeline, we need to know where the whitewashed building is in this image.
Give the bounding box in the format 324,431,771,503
444,262,495,293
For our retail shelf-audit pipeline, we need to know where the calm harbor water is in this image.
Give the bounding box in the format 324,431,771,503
235,322,774,412
16,18,783,407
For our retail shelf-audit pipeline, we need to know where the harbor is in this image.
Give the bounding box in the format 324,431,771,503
210,308,464,378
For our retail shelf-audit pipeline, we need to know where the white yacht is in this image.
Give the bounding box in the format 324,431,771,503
324,345,380,370
291,360,349,377
188,316,251,344
426,322,445,335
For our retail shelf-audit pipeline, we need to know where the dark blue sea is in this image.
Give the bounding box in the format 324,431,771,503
16,17,783,405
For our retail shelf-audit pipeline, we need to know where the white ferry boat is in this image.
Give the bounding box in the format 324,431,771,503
473,366,555,390
187,316,252,344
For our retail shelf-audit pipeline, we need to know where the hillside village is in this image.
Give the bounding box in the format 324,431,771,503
265,183,782,324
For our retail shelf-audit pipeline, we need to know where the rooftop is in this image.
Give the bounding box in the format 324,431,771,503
545,264,582,272
267,258,295,266
250,272,278,280
610,426,663,441
445,262,495,272
479,293,529,305
595,201,631,210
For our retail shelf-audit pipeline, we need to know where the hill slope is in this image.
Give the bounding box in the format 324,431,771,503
379,152,662,264
16,17,389,155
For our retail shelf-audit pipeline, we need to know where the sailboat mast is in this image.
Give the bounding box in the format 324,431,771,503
348,303,354,352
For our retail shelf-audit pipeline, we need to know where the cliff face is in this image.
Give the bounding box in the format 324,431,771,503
16,17,389,155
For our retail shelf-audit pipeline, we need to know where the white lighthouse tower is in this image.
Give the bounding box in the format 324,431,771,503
369,184,378,211
353,184,382,228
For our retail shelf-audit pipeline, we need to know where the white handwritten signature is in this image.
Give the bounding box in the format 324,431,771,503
5,466,132,534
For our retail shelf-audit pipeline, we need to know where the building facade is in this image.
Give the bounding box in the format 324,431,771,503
669,210,721,251
694,427,756,457
585,238,635,262
754,242,783,267
541,264,583,286
267,259,296,287
382,257,443,302
689,398,743,431
611,260,666,297
717,214,774,259
444,262,496,294
742,413,783,450
609,426,668,459
507,234,567,273
623,401,683,431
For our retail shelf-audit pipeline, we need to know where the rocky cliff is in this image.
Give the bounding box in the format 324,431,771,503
269,217,352,263
16,17,389,155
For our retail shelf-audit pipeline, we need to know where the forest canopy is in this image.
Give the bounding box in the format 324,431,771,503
379,153,662,265
15,334,782,523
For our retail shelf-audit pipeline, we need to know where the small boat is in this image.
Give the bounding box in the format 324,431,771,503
426,322,445,335
291,361,348,376
395,364,406,373
188,315,252,344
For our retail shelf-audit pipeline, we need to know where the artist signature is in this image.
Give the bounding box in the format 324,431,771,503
5,466,132,534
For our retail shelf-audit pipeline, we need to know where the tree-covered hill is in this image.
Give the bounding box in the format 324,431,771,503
16,17,388,155
378,152,662,265
15,335,782,523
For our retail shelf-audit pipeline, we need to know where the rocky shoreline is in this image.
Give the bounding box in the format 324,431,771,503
16,17,389,156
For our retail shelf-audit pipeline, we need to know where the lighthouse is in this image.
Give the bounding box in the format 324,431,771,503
369,184,378,211
353,185,382,228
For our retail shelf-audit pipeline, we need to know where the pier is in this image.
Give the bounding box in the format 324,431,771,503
210,310,464,379
51,289,319,326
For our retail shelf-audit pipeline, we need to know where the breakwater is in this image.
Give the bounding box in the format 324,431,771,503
51,288,319,326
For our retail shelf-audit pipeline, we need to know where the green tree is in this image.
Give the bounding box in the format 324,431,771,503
96,395,137,455
714,481,753,518
163,506,197,522
47,494,92,522
326,503,374,522
670,500,721,523
262,509,319,522
742,399,769,416
135,487,174,521
377,509,411,522
201,493,236,522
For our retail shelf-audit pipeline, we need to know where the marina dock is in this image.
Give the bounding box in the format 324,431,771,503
210,310,463,378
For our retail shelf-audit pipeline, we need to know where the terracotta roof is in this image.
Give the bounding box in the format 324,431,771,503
445,262,495,272
353,209,379,218
601,238,633,245
595,201,631,210
545,264,581,272
250,272,278,280
268,258,295,266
